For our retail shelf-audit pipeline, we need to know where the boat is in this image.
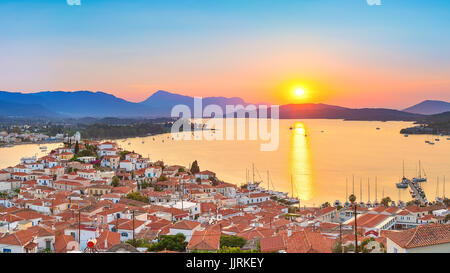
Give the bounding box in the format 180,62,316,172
40,146,47,150
397,178,409,189
376,128,380,130
435,138,440,142
404,134,409,137
289,127,293,130
285,198,300,205
142,141,145,144
425,140,430,144
396,162,410,189
412,161,427,183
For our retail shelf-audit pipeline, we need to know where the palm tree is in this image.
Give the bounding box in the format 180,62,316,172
349,194,358,253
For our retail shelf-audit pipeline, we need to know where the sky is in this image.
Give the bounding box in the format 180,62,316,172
0,0,449,109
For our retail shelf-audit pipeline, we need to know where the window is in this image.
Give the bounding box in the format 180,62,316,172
3,249,11,253
393,248,398,253
121,232,128,237
46,240,51,250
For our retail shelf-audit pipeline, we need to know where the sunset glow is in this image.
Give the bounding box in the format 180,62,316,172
0,1,449,108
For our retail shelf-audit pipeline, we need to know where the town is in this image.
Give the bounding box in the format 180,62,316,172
0,135,449,253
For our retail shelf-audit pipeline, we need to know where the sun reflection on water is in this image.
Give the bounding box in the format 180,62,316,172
289,122,315,202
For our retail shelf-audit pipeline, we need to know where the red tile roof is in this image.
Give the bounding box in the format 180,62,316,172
385,224,450,249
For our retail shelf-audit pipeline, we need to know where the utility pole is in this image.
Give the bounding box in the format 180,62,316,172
354,203,358,253
339,222,344,253
132,210,135,245
78,211,81,247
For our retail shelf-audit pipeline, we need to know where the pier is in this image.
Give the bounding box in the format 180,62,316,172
406,179,427,205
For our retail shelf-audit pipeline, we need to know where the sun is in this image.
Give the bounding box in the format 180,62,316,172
295,87,306,98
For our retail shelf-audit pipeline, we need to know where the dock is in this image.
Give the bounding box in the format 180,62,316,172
406,179,427,204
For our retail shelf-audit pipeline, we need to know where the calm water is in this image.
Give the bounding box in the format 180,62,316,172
1,119,449,206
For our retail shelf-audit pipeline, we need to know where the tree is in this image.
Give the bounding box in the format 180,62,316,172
220,235,247,248
190,160,200,174
148,234,188,252
111,176,120,187
126,192,149,203
126,238,151,248
321,202,331,208
74,141,79,154
381,197,392,207
445,214,450,223
157,175,168,182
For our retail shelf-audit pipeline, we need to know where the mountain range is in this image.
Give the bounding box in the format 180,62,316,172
0,90,447,121
403,100,450,115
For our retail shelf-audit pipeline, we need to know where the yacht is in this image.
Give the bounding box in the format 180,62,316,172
412,161,427,183
396,177,409,189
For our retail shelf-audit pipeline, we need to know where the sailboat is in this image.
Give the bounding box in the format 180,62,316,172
396,161,409,189
412,160,427,183
285,174,300,205
436,177,443,203
245,164,262,191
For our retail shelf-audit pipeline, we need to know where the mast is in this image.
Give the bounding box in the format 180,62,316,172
437,177,440,198
375,177,378,203
418,160,422,179
360,178,362,203
443,176,446,199
267,170,270,192
346,178,348,200
402,160,405,178
368,178,370,203
291,174,294,199
352,175,355,195
252,163,255,184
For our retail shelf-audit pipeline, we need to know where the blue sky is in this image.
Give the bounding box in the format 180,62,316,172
1,0,449,108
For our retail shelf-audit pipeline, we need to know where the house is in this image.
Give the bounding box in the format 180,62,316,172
385,224,450,253
260,235,286,253
119,160,134,172
101,156,120,169
53,234,79,253
168,220,202,242
195,170,216,180
95,230,121,252
187,228,221,252
0,226,55,253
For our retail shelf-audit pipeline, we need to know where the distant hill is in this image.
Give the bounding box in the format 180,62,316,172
0,99,58,117
403,100,450,115
140,90,246,117
0,91,153,118
241,103,424,121
0,90,436,121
